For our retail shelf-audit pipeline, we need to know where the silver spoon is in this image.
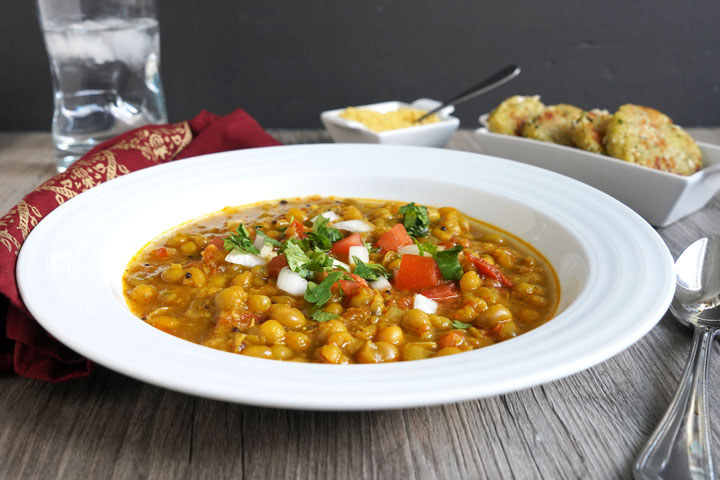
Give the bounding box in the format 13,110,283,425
414,64,520,123
635,236,720,480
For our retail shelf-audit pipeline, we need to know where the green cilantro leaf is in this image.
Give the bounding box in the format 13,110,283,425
307,215,343,251
282,239,311,276
304,271,347,307
224,224,260,254
413,237,438,257
435,245,464,280
452,320,472,330
254,226,282,247
352,257,391,281
311,310,339,322
399,202,430,237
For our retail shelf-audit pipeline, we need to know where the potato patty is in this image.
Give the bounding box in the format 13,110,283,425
486,95,545,136
604,104,702,176
572,109,612,154
521,104,583,146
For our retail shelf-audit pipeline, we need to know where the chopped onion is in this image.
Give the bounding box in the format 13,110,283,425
277,267,308,296
225,250,266,267
413,293,438,314
370,277,391,291
258,244,276,260
348,245,369,266
332,258,351,271
332,220,374,233
253,233,265,251
311,211,340,223
397,244,420,256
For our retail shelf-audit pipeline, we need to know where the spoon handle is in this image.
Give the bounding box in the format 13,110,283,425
634,326,716,480
414,65,520,123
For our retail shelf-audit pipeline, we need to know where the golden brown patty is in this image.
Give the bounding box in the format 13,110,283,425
572,109,612,154
604,104,702,176
486,95,545,136
521,104,584,146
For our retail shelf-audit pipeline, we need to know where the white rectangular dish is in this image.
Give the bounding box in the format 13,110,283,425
474,118,720,227
321,98,460,148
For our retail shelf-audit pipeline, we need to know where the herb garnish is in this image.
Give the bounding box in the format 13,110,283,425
311,310,339,322
434,245,464,281
282,239,311,275
307,215,343,250
399,202,430,237
452,320,472,330
304,271,347,307
352,257,391,281
224,224,260,254
254,226,282,247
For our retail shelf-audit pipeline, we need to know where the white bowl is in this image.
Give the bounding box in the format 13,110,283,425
321,98,460,147
17,144,674,410
475,114,720,227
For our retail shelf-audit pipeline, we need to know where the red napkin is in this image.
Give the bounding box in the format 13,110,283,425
0,109,281,381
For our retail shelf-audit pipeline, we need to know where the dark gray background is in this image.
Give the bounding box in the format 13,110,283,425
2,0,719,131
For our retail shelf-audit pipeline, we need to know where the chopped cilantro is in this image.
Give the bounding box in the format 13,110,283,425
413,237,438,257
254,226,282,247
307,215,343,250
304,271,347,307
435,245,464,280
311,310,339,322
224,224,259,254
282,239,311,275
399,202,430,237
452,320,472,330
352,257,391,281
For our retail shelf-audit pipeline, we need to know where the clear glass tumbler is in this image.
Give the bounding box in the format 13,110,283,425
37,0,168,171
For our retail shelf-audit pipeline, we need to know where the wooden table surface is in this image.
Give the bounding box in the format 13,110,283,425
2,129,720,480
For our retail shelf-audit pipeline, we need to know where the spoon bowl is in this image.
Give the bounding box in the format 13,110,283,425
635,235,720,480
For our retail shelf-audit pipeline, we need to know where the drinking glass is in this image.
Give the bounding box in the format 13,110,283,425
37,0,168,171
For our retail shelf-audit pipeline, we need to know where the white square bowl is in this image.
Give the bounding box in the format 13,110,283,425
320,98,460,148
474,114,720,227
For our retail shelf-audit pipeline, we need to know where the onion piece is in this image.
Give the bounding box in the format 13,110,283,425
332,220,374,233
397,244,420,256
225,250,266,267
413,293,438,314
277,267,308,296
332,258,351,272
348,245,369,266
311,211,340,223
370,277,391,291
253,233,265,251
258,244,276,260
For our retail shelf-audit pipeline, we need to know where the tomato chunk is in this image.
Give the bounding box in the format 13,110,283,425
287,220,307,239
376,224,413,252
467,254,513,287
420,283,459,303
338,273,369,297
267,254,288,277
394,254,442,291
331,233,363,256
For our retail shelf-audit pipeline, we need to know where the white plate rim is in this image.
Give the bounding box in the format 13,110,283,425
16,144,675,410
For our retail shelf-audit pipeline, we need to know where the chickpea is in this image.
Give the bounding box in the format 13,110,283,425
214,286,248,311
247,294,272,313
270,345,293,360
242,345,273,359
285,207,308,222
527,295,547,307
179,241,199,256
258,319,286,344
375,326,404,345
232,271,252,288
355,341,381,363
370,294,385,315
318,344,346,364
476,304,513,329
268,304,306,328
436,347,462,357
476,287,499,305
285,331,310,351
326,331,354,348
432,226,453,241
481,233,506,245
316,319,347,342
459,271,481,292
182,267,206,288
429,314,452,330
355,324,377,341
438,330,467,349
375,342,400,362
513,282,545,297
401,344,432,361
516,309,542,325
165,233,188,248
323,302,344,316
494,321,518,340
150,315,178,330
341,205,363,220
493,248,515,268
349,288,374,308
129,284,156,303
373,207,394,220
160,263,184,283
401,309,431,334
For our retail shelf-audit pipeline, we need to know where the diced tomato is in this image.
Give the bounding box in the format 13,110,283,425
210,236,225,248
420,283,459,303
153,247,169,259
330,233,363,256
338,273,368,297
287,220,307,239
267,254,288,277
467,254,513,287
376,224,413,252
393,254,442,291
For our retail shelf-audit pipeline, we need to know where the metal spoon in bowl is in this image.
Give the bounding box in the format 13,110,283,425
414,64,521,123
634,236,720,480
